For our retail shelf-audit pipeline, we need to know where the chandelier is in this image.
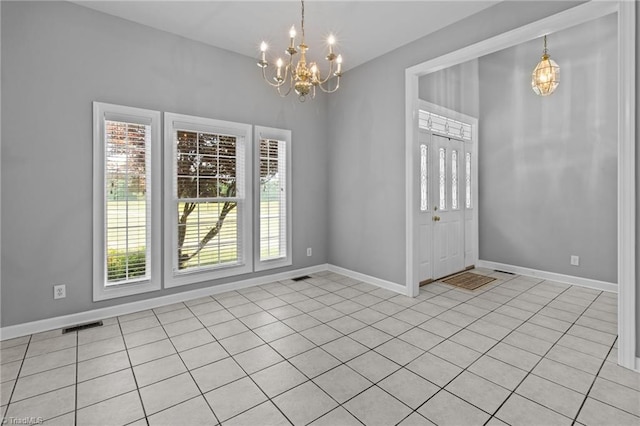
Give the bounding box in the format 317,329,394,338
531,35,560,96
257,0,343,101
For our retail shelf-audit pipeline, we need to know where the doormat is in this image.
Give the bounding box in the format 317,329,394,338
442,272,495,290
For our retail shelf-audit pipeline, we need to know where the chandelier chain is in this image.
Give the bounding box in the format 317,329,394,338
301,0,305,40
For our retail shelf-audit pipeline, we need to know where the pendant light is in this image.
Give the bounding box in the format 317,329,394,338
531,35,560,96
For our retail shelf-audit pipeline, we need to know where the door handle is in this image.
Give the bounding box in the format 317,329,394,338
433,215,441,222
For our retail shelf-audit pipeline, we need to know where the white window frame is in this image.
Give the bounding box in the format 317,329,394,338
164,113,253,288
254,126,292,271
92,102,162,301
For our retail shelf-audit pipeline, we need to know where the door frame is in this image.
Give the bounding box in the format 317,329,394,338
404,1,636,370
417,100,478,282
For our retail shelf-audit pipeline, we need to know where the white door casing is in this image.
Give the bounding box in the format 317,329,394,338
417,130,432,282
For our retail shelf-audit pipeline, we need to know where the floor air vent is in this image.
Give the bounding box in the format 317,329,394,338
63,320,103,334
494,270,516,275
292,275,312,282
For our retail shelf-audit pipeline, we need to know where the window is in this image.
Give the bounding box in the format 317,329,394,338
93,102,161,301
465,152,472,209
96,107,291,295
439,147,447,211
164,113,252,287
420,144,428,212
254,126,292,271
419,110,472,140
452,149,458,210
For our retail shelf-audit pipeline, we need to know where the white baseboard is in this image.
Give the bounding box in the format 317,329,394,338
477,260,618,293
635,357,640,373
0,264,328,341
0,263,409,341
327,264,409,296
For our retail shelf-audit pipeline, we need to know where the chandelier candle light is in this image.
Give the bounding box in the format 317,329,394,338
258,0,343,101
531,34,560,96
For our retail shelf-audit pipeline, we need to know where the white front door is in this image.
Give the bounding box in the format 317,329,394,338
415,102,478,289
431,134,465,279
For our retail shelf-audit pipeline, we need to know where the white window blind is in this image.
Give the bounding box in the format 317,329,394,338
105,120,150,284
254,126,292,272
259,138,287,261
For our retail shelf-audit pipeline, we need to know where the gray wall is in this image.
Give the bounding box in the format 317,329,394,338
1,1,329,327
419,59,480,119
327,1,585,285
478,14,618,283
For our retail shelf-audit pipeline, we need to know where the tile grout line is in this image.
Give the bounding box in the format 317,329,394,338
481,284,605,425
181,291,295,425
231,275,396,425
208,274,422,424
117,316,150,425
393,274,549,424
85,276,440,425
205,272,527,424
2,335,32,422
246,273,519,424
146,306,222,425
571,339,617,425
394,274,589,424
272,276,414,425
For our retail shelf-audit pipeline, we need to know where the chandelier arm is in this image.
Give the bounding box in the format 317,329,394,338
260,52,297,88
276,83,294,98
261,66,288,88
276,72,295,97
314,60,335,85
317,76,340,94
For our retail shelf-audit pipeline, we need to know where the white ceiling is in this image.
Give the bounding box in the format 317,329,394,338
73,1,499,70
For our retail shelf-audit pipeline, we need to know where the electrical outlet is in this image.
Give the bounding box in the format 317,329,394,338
54,284,66,299
570,255,580,266
307,247,312,257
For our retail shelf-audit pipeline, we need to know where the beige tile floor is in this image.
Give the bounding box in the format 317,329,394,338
1,269,639,425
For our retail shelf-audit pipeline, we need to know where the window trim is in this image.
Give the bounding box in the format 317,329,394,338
253,126,293,272
163,112,253,288
92,102,162,301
